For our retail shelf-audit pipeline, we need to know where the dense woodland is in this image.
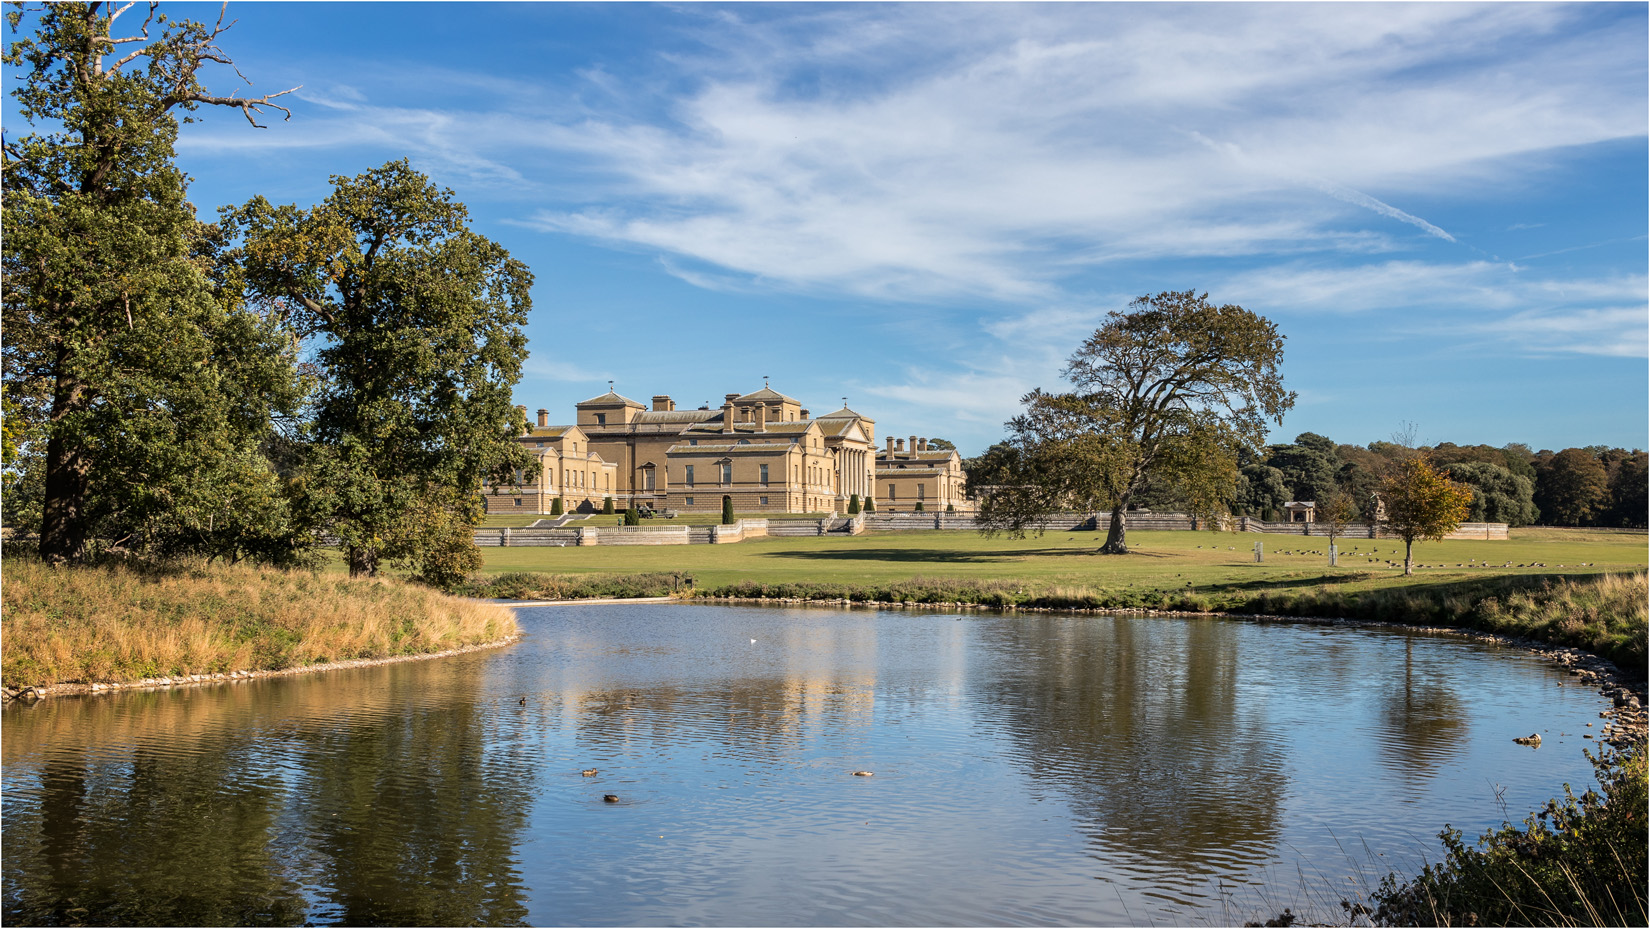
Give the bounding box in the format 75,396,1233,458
967,436,1647,529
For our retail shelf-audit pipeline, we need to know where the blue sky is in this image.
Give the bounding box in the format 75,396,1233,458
13,3,1647,455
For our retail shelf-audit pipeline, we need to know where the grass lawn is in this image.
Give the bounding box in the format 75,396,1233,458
479,526,1648,594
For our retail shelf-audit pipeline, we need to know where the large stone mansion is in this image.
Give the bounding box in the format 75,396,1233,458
484,385,971,517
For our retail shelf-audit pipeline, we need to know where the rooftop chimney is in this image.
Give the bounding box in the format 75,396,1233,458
886,436,896,457
909,435,917,456
896,439,905,452
755,404,766,431
537,409,549,428
652,395,674,412
918,438,927,452
722,395,736,433
800,409,809,419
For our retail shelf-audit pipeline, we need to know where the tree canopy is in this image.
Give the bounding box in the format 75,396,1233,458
1380,454,1473,575
224,161,534,578
977,291,1294,553
2,1,302,564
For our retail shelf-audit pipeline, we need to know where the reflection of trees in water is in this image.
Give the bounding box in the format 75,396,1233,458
978,616,1285,883
571,676,877,761
286,665,533,926
1375,636,1466,782
2,659,533,926
3,699,306,926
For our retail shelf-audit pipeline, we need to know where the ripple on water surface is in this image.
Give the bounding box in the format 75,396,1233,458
1,603,1617,926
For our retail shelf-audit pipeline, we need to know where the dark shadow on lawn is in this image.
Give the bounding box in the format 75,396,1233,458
1204,572,1377,593
759,547,1100,564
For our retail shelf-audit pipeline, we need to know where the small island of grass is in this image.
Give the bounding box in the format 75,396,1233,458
1,555,518,692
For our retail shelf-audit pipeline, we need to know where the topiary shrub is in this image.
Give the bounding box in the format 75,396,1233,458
550,497,563,516
623,507,640,526
847,494,860,515
602,496,614,514
914,501,925,512
865,496,876,513
947,503,955,513
721,495,735,525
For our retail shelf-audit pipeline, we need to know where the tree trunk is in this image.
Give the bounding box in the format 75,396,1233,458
1403,538,1414,576
1099,507,1128,554
347,545,376,578
39,363,91,564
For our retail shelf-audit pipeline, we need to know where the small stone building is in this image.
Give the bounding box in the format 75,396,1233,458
1281,501,1315,523
875,437,972,513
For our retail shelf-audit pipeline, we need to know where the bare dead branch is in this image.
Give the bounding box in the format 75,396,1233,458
182,85,299,127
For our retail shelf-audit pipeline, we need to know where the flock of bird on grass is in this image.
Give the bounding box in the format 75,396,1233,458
1191,544,1590,569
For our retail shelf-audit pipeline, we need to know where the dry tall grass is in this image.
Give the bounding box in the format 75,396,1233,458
1,557,518,687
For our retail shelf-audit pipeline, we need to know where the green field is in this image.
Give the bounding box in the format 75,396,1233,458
480,526,1647,593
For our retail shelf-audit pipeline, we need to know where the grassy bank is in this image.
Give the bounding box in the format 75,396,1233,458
689,572,1646,668
477,527,1647,667
1,557,519,689
462,571,691,600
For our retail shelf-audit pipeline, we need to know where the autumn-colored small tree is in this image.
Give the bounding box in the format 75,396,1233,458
1381,455,1472,575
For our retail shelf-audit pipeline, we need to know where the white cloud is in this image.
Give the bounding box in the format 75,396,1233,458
191,4,1642,305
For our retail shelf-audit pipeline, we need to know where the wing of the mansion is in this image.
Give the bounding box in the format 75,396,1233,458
485,385,971,516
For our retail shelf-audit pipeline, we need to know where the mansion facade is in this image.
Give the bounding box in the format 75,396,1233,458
484,385,972,517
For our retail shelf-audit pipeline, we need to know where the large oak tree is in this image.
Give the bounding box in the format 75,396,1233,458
224,161,534,579
978,291,1293,553
3,2,302,563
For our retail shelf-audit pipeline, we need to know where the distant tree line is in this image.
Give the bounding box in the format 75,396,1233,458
966,434,1646,529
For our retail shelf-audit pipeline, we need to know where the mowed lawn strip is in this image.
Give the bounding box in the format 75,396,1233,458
479,528,1648,592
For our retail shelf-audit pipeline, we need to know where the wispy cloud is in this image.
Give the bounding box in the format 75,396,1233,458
187,4,1643,306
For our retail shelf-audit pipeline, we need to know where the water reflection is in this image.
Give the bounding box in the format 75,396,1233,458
979,616,1284,904
1375,637,1468,782
1,605,1613,927
3,659,532,927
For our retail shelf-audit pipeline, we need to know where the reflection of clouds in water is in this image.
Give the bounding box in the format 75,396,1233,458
976,616,1287,906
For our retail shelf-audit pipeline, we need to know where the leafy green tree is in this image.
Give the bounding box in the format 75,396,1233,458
1604,451,1647,529
925,438,956,450
1264,433,1340,503
963,441,1021,498
1380,454,1472,575
1443,460,1538,526
225,161,532,577
1534,448,1609,526
1235,463,1289,520
3,2,301,564
980,292,1293,553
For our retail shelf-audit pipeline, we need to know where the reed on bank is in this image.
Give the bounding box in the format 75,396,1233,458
1369,744,1647,927
1,555,518,688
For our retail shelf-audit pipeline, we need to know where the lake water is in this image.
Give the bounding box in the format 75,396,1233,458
1,602,1615,926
